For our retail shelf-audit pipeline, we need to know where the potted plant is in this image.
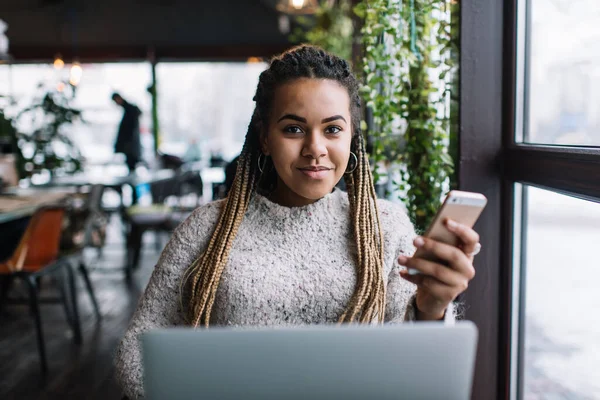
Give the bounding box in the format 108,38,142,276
16,81,84,179
0,105,26,183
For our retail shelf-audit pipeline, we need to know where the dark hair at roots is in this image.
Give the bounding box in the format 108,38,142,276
181,45,385,326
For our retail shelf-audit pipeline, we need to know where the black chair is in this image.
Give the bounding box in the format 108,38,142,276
123,173,199,280
60,185,105,321
175,167,204,209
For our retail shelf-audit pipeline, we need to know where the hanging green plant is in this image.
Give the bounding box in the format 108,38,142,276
447,0,460,189
289,0,354,61
400,0,456,231
354,0,410,184
356,0,456,232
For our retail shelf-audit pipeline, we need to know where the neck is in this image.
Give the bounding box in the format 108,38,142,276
268,178,320,208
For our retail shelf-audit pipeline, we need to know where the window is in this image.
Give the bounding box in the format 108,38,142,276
524,0,600,146
0,62,153,165
507,1,600,399
156,62,266,163
450,0,600,398
514,185,600,399
69,63,153,164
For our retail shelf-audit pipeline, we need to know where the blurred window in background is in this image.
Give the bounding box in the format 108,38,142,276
156,62,267,165
0,62,152,165
0,62,267,168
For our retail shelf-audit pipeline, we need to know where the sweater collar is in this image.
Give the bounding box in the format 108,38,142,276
251,188,344,219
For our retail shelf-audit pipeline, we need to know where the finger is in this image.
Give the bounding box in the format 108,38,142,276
420,276,461,304
400,255,465,287
445,219,480,254
399,269,424,286
400,270,460,303
413,236,475,279
400,271,467,304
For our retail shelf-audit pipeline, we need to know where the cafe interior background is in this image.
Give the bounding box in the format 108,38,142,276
1,1,599,399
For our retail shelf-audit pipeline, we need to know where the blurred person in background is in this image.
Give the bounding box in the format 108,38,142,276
112,92,142,173
183,138,202,163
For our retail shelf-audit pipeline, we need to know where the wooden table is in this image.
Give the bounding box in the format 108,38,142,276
0,188,71,261
0,189,71,224
35,169,175,188
33,169,176,206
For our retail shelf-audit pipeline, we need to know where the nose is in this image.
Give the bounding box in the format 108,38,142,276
301,131,328,160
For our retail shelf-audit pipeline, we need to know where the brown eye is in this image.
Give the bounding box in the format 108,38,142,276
325,126,342,135
284,126,304,134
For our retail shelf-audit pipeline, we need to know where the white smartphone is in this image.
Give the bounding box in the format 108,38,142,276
408,190,487,275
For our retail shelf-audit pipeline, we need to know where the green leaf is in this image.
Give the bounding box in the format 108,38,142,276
353,3,366,18
440,152,454,166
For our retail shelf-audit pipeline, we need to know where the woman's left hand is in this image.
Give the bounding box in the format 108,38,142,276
398,219,480,320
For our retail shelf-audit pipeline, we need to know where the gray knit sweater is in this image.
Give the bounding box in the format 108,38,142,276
115,189,454,399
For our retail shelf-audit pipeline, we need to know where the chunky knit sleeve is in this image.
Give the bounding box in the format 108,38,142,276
114,200,222,399
376,200,418,323
377,200,456,323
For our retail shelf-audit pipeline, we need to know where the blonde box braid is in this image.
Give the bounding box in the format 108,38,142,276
182,45,386,327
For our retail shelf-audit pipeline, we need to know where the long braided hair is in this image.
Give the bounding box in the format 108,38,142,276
182,45,385,327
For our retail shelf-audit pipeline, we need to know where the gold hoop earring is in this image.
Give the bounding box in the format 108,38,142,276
258,153,268,174
345,152,358,174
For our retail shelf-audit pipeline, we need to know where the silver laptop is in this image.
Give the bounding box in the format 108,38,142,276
142,321,478,400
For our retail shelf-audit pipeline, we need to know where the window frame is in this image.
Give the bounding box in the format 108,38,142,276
461,1,600,399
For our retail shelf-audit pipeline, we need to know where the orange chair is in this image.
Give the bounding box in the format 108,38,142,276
0,206,82,374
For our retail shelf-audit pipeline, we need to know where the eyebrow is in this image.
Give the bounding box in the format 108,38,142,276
276,114,347,124
321,115,346,124
277,114,306,123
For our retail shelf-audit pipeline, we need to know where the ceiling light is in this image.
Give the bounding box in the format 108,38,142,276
276,0,319,15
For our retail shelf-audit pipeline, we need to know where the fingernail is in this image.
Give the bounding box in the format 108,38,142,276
398,255,408,265
446,219,458,229
414,237,425,247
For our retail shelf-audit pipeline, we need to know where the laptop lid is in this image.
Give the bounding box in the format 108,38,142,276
142,321,478,400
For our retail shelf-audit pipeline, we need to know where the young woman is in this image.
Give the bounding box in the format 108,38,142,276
115,45,480,399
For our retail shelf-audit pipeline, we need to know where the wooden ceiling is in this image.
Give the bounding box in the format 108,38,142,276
0,0,293,62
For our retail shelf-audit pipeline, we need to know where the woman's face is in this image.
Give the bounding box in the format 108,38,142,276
261,78,353,207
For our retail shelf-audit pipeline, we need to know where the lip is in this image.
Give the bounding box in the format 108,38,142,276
298,166,332,171
298,166,333,179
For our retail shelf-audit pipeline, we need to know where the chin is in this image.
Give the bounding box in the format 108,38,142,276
292,183,335,201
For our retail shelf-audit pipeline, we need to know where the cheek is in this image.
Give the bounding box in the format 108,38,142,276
332,137,353,167
268,138,298,171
